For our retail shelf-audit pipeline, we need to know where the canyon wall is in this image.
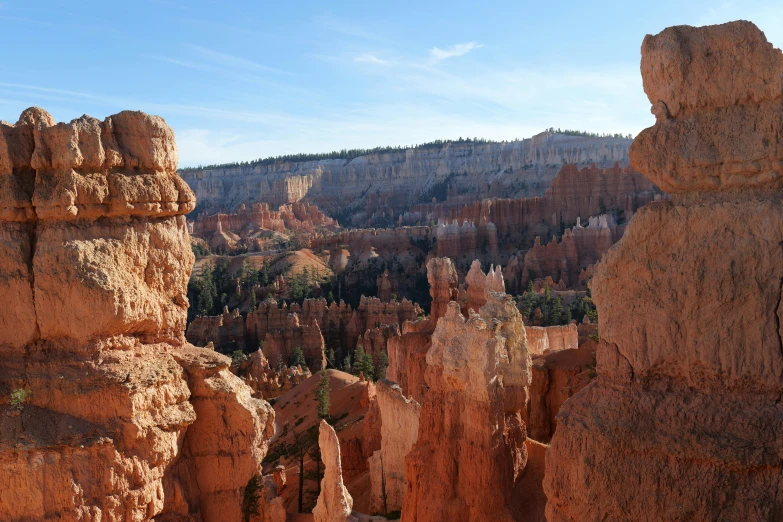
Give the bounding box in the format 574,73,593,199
403,163,658,234
545,21,783,520
0,109,274,521
181,133,632,224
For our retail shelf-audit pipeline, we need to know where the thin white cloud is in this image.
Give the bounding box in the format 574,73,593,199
353,53,388,65
189,45,292,75
429,42,483,61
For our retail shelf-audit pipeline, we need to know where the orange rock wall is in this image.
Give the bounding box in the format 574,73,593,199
0,108,274,522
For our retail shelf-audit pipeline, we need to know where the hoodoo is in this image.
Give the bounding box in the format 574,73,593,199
0,109,274,521
402,294,531,522
545,21,783,520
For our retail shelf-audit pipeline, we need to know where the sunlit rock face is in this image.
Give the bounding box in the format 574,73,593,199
545,21,783,521
402,294,531,522
0,108,273,522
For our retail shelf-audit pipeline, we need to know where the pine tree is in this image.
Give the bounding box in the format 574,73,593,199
290,346,307,369
342,353,352,373
519,281,538,320
353,346,375,381
197,263,217,316
550,297,565,326
377,352,389,380
314,370,330,419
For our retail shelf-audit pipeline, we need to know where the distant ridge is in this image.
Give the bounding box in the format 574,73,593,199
179,130,633,172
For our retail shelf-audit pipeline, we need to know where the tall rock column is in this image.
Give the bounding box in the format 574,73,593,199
545,21,783,521
0,109,273,522
368,379,421,514
402,293,531,522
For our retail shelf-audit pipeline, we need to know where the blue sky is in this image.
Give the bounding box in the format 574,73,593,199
1,1,781,167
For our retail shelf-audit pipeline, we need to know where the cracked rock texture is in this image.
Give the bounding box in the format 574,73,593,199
0,108,274,522
545,21,783,521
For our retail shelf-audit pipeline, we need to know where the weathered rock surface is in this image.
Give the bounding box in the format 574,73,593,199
464,259,505,313
0,108,273,522
313,420,357,522
426,256,459,323
631,21,783,193
368,379,421,514
546,21,783,521
387,257,459,402
525,324,578,356
528,341,595,442
402,295,531,522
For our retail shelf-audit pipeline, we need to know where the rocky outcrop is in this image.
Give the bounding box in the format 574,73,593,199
464,259,505,313
187,306,247,352
240,349,311,399
262,314,326,372
313,420,357,522
181,134,632,224
402,294,531,522
387,258,458,402
0,108,273,522
248,472,287,522
545,21,783,521
426,257,459,323
368,380,421,514
504,214,625,292
525,323,578,356
192,201,337,236
192,202,340,254
386,318,432,404
527,341,596,442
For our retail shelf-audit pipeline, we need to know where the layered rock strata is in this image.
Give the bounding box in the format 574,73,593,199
0,108,273,522
181,134,632,223
545,21,783,521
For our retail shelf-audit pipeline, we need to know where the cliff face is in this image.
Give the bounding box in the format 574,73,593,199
0,108,274,522
545,21,783,520
181,134,632,223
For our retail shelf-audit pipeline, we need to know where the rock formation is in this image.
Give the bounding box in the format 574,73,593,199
0,108,273,522
313,420,357,522
504,214,626,292
387,257,459,402
527,341,596,442
181,134,633,224
524,323,578,356
545,21,783,521
368,379,421,514
262,314,326,372
405,162,658,236
464,259,505,313
240,349,311,399
426,256,459,323
402,294,531,522
192,201,338,237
